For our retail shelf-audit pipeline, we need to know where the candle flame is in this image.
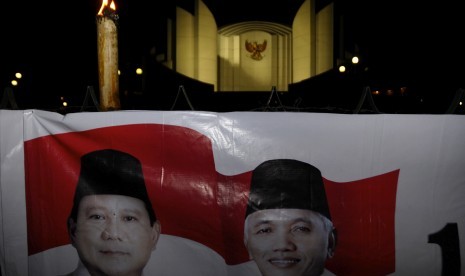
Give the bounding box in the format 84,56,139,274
98,0,116,15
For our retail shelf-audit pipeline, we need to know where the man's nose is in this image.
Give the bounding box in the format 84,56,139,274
101,218,121,240
273,233,297,251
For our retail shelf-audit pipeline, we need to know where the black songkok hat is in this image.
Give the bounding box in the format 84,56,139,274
245,159,331,220
69,149,156,224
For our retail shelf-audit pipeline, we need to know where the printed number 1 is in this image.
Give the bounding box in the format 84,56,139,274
428,223,461,276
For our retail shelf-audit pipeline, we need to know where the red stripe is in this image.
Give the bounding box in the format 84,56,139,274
25,124,398,272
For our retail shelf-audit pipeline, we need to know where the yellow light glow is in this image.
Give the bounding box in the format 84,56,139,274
338,65,346,73
136,68,143,75
11,80,18,86
15,72,22,79
98,0,116,15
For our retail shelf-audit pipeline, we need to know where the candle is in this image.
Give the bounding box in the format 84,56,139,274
96,0,120,111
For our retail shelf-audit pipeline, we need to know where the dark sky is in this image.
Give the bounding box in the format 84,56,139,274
1,1,463,108
337,2,463,76
0,0,167,107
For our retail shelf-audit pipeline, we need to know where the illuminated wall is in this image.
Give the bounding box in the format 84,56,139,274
174,0,334,91
218,23,292,92
316,3,334,75
293,0,313,82
176,7,196,77
176,0,218,90
292,0,334,82
195,0,217,90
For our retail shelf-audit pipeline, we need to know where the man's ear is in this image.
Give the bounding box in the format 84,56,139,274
151,221,161,251
327,227,337,259
243,237,254,260
68,218,77,246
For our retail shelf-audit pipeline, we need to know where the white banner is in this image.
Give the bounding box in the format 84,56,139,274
1,109,464,275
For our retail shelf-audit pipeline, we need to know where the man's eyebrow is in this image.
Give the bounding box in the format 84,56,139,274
252,219,272,227
291,217,314,225
120,208,145,215
83,206,106,212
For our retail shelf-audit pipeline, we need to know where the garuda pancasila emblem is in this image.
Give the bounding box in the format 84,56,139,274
245,39,267,61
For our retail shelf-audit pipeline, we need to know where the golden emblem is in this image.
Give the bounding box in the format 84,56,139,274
245,39,267,60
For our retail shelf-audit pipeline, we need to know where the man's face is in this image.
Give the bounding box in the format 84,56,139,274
244,209,332,276
70,194,160,276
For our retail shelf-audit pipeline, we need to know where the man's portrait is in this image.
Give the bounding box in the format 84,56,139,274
243,159,336,276
65,149,161,276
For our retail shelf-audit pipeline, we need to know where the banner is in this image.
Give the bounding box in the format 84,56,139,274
1,109,464,275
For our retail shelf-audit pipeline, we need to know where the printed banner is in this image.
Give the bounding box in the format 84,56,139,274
1,109,464,275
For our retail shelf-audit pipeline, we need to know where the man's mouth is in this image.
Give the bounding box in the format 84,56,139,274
269,258,300,267
100,250,128,255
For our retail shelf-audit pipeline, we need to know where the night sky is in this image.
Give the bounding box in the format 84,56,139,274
1,1,463,110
